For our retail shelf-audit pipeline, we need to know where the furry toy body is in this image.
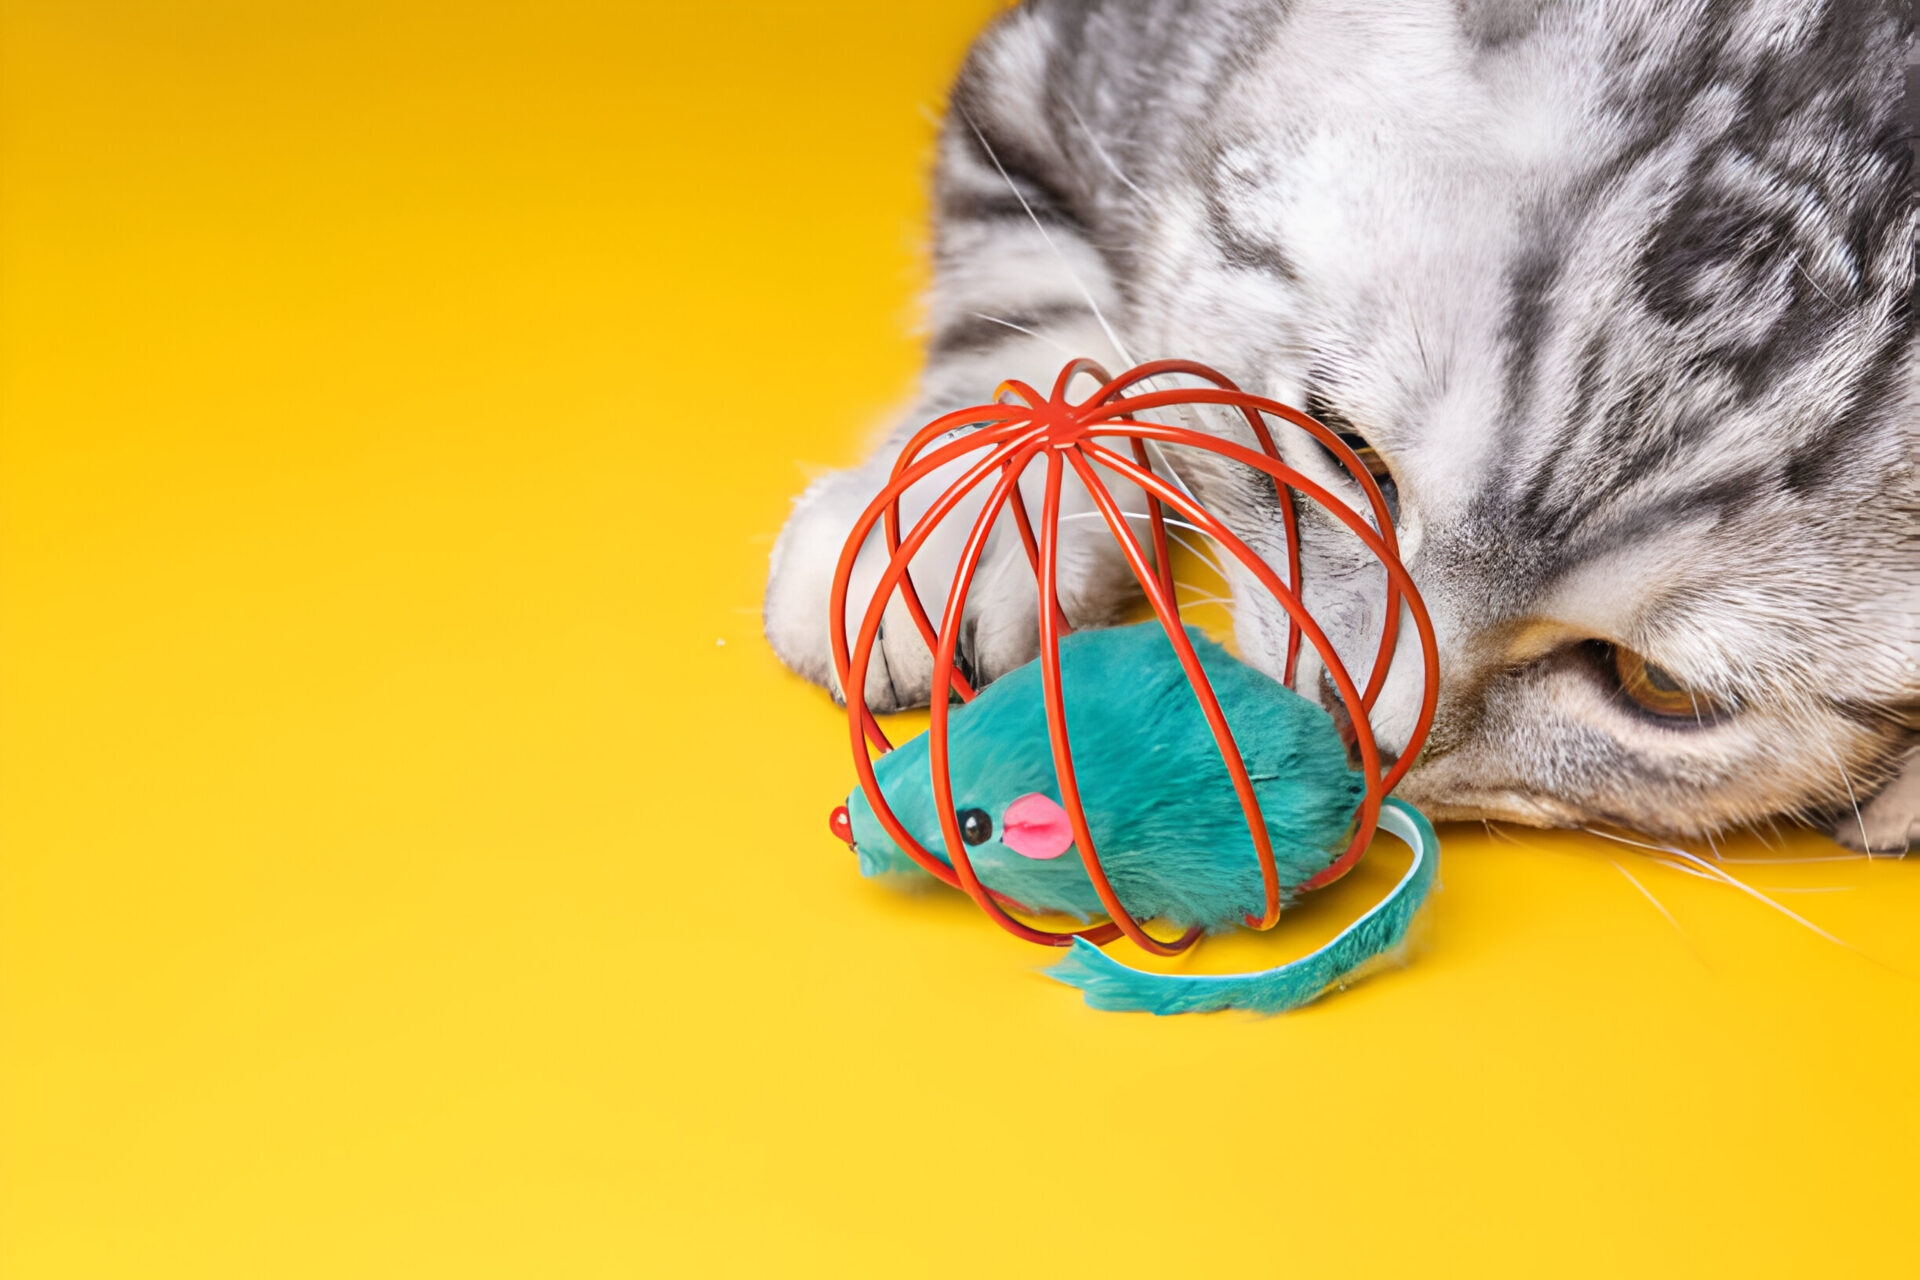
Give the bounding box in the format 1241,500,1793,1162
841,623,1439,1015
844,623,1363,931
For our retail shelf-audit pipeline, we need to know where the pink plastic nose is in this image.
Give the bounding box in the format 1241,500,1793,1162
1000,792,1074,860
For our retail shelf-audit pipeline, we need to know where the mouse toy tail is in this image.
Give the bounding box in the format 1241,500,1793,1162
1044,798,1439,1016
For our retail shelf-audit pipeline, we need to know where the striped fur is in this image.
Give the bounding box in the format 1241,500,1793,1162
766,0,1918,848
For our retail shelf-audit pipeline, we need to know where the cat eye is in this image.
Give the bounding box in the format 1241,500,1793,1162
1339,431,1396,489
1302,391,1398,521
1609,644,1722,722
957,808,993,845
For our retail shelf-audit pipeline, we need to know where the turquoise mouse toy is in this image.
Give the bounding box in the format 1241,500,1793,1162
839,622,1438,1015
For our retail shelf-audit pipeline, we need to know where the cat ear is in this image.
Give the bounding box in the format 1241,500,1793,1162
1000,793,1074,860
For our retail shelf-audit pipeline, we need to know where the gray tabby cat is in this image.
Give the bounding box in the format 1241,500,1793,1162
765,0,1919,851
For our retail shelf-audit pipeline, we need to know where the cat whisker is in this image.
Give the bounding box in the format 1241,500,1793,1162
1584,826,1861,956
1718,852,1868,864
1162,527,1229,579
1579,826,1699,859
1063,96,1147,201
1659,846,1864,954
969,312,1083,360
1792,256,1841,308
1057,509,1212,538
1609,858,1709,966
957,108,1135,367
1056,101,1233,506
1819,741,1873,854
1057,511,1231,580
1584,837,1719,887
1641,853,1720,882
1145,438,1204,506
960,107,1223,520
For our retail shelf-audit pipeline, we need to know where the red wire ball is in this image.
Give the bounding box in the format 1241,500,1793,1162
829,358,1439,955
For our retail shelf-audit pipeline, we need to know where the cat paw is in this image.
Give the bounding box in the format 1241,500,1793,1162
765,469,927,711
763,464,1041,713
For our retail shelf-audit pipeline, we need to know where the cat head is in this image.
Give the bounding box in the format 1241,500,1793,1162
1116,0,1917,838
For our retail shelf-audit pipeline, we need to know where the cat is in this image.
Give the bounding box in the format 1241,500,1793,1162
764,0,1919,852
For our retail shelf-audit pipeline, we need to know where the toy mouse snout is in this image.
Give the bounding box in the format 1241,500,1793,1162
828,804,854,849
1000,793,1073,860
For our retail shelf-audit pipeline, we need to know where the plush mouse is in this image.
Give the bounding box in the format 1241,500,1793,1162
840,622,1437,1015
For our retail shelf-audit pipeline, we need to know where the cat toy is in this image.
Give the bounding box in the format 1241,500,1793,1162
825,358,1441,1014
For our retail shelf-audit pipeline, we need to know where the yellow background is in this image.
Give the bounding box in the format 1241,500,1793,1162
4,3,1917,1274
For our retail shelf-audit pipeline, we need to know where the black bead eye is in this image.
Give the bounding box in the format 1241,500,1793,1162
957,808,992,845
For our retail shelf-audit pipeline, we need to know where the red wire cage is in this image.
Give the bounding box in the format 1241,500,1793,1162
828,358,1441,958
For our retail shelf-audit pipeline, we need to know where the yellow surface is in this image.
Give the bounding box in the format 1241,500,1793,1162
4,3,1918,1275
